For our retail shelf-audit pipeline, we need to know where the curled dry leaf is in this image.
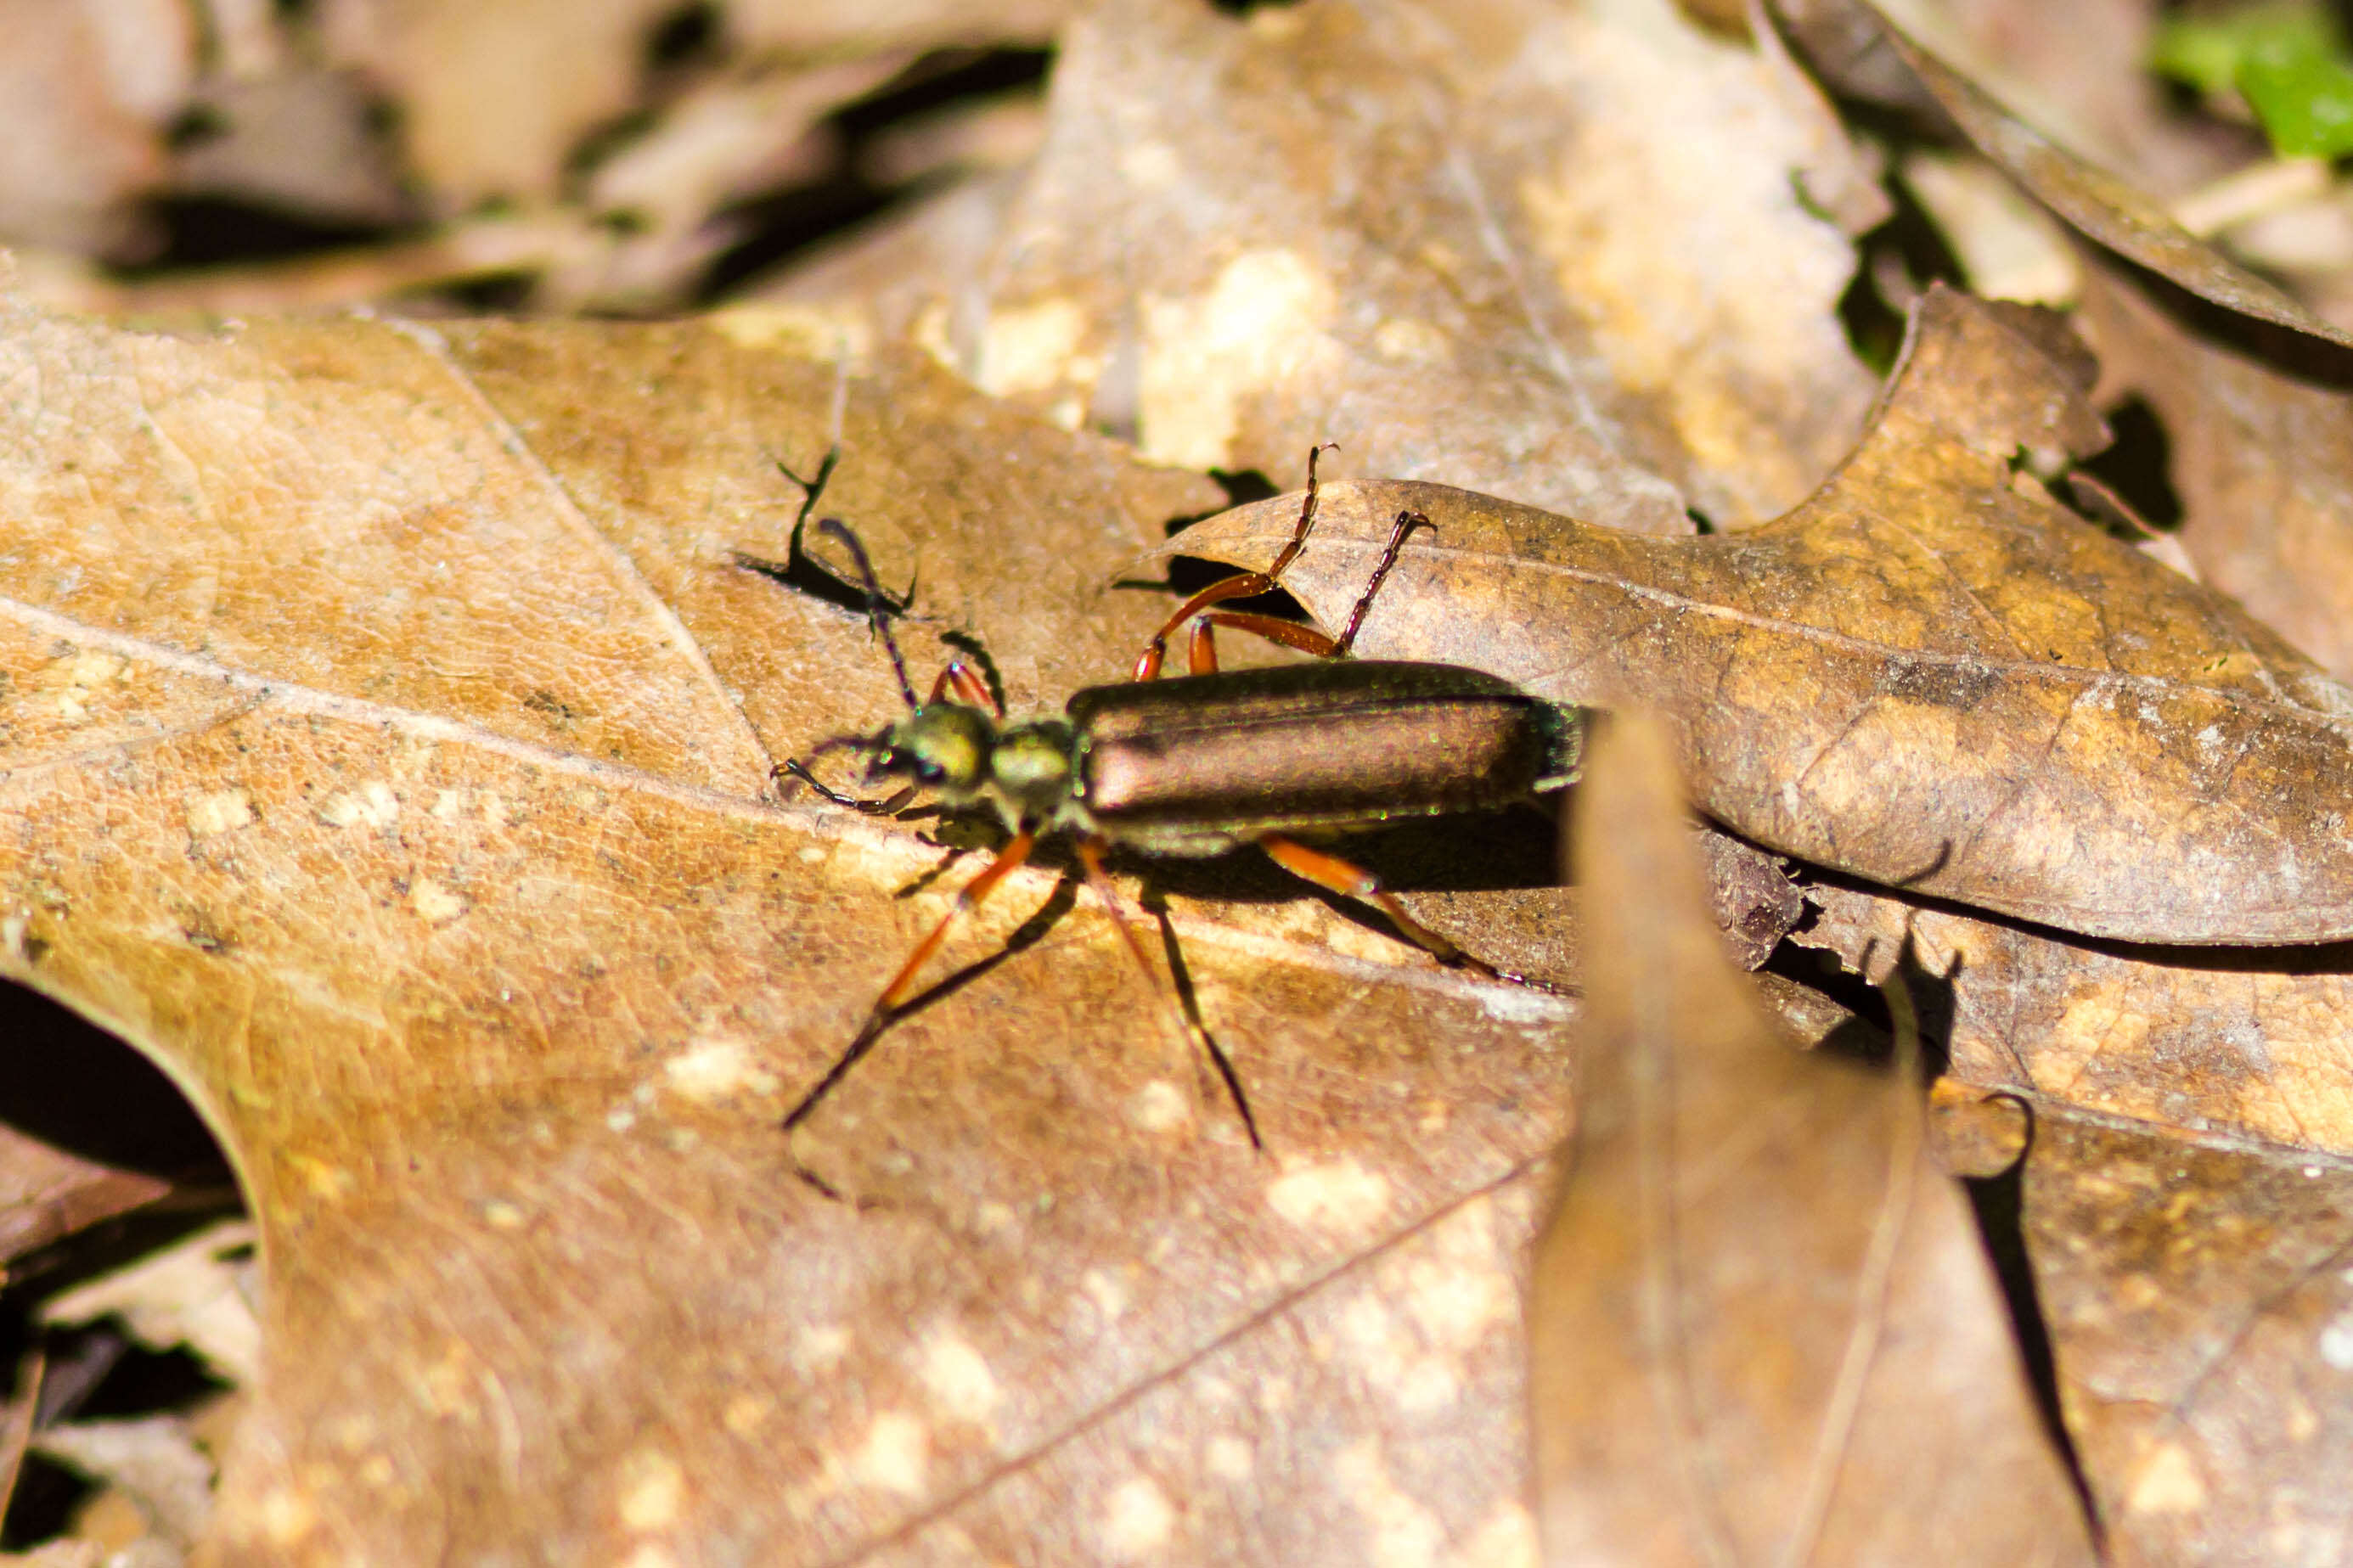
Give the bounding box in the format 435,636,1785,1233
1168,284,2353,944
774,0,1877,532
1529,711,2094,1565
0,283,1618,1562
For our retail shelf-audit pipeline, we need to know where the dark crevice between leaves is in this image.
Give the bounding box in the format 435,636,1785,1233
1959,1106,2106,1550
2069,394,2185,534
0,982,245,1548
1829,121,1970,376
645,3,721,76
108,197,409,278
701,48,1055,302
1759,925,1954,1082
2103,250,2353,385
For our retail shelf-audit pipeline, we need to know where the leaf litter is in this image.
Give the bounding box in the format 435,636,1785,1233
17,1,2353,1562
769,0,1879,533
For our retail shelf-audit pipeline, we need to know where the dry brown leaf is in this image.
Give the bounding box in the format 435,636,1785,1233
2078,267,2353,684
0,283,1638,1562
0,1123,168,1273
320,0,682,205
1834,0,2238,196
0,1349,39,1529
319,0,1067,212
727,0,1077,54
771,0,1876,533
1793,874,2353,1560
1529,711,2094,1565
2021,1104,2353,1565
1168,283,2353,944
1798,879,2353,1159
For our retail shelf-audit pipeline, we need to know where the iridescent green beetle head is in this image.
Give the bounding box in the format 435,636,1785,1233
864,702,995,799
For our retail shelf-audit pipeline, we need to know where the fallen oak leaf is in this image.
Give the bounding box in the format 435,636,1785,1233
1530,710,2095,1565
2077,265,2353,685
1790,859,2353,1556
1167,283,2353,944
0,284,1609,1564
1794,877,2353,1160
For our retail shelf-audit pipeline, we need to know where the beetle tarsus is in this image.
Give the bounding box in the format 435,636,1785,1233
1075,837,1264,1149
1335,510,1432,656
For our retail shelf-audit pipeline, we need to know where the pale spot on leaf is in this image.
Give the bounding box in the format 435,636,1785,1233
187,788,255,837
854,1413,929,1497
1140,248,1337,470
1267,1157,1392,1236
409,878,468,926
918,1329,1001,1426
2126,1443,2207,1515
616,1449,684,1531
663,1037,776,1101
1100,1475,1175,1560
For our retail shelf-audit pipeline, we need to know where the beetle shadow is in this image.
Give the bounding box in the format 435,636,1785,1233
1111,804,1563,904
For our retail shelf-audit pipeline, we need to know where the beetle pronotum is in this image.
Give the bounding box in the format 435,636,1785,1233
778,447,1581,1145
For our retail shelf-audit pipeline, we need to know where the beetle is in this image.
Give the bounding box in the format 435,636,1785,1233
776,447,1582,1144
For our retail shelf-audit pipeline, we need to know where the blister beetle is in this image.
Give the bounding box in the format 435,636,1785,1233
774,447,1582,1144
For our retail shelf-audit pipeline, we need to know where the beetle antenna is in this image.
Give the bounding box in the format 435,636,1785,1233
774,732,916,814
817,518,920,712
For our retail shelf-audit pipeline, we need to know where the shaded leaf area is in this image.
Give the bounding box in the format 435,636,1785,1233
0,293,1676,1563
2080,266,2353,684
1169,284,2353,945
1530,712,2093,1565
771,0,1877,532
0,1124,170,1273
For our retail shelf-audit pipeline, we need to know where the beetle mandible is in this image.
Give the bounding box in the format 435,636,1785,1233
777,447,1582,1144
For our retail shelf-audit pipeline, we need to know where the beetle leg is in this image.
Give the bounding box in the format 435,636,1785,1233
1074,838,1261,1149
783,827,1038,1131
1134,441,1338,681
928,654,999,715
1257,834,1504,981
1185,610,1345,675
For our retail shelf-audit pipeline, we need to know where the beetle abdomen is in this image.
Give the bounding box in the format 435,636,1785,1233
1068,661,1571,853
